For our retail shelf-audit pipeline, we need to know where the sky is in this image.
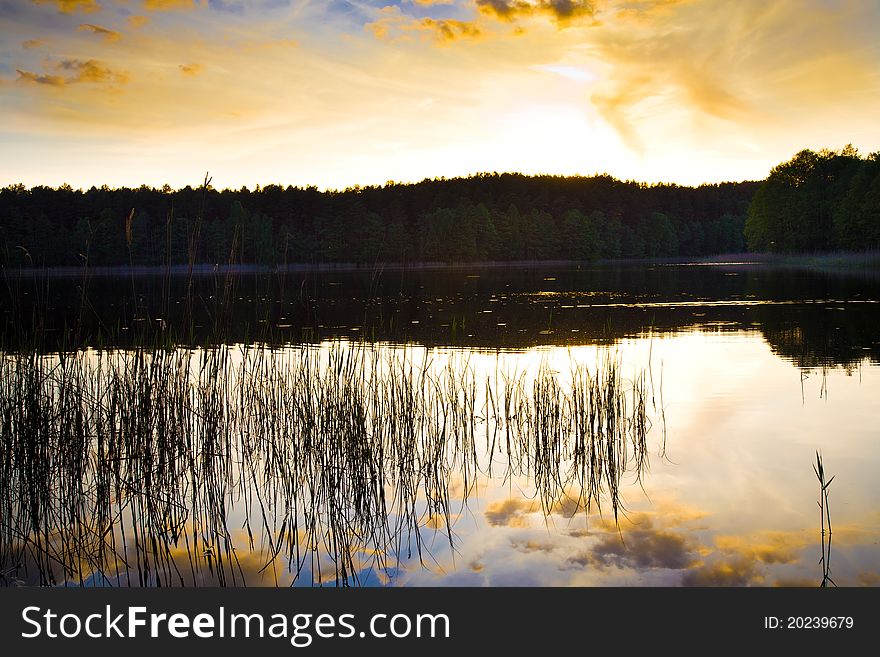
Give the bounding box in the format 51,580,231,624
1,0,879,190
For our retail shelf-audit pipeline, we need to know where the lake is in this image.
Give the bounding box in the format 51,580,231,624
1,260,879,587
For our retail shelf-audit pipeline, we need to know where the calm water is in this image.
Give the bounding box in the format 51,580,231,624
2,261,879,586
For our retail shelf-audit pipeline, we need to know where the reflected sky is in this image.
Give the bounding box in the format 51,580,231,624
385,333,880,587
3,265,880,587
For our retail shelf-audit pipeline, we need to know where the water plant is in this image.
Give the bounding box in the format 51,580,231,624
814,451,836,588
0,342,658,587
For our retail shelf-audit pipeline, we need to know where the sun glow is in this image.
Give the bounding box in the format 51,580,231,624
1,0,879,189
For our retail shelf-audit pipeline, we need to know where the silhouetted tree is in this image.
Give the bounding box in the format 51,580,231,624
1,172,772,267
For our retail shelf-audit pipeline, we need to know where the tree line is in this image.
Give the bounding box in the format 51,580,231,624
745,146,880,252
3,147,878,269
0,174,756,268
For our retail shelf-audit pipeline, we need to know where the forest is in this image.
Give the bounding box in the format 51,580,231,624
0,146,877,268
744,146,880,253
0,174,754,267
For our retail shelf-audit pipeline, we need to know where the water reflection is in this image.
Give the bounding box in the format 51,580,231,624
2,334,878,587
5,263,879,368
0,342,656,587
2,262,879,587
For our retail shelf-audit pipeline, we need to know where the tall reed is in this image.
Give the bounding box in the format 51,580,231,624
0,342,658,587
813,451,835,587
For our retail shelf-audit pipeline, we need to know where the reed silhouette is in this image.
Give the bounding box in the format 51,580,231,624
813,451,836,588
0,342,657,587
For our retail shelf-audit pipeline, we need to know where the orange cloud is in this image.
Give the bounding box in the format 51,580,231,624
422,18,483,42
59,59,127,84
143,0,205,9
367,7,483,44
611,0,691,21
179,63,203,76
16,59,128,87
128,15,151,29
586,0,878,152
22,40,47,50
476,0,598,25
16,70,66,87
32,0,100,13
78,23,122,42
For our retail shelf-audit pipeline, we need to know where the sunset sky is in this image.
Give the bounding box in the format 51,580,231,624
2,0,879,190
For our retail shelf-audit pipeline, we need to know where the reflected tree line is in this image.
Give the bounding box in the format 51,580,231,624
4,263,877,369
0,173,755,267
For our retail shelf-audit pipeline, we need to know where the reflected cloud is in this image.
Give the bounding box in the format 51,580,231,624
510,538,557,553
830,521,880,544
424,512,448,529
550,493,588,518
567,515,698,570
682,556,763,586
857,572,880,586
546,497,873,587
684,529,817,586
714,532,808,565
552,493,708,530
484,498,536,527
773,577,816,587
2,335,879,588
647,501,710,529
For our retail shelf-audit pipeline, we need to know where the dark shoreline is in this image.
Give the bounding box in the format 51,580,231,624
0,253,776,278
4,251,880,278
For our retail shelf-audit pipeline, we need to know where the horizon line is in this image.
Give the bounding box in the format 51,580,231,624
2,170,764,195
